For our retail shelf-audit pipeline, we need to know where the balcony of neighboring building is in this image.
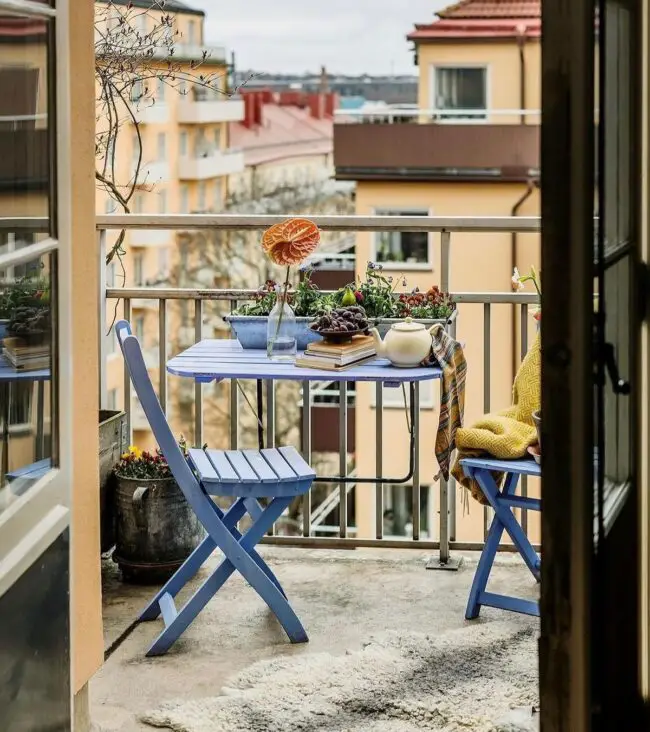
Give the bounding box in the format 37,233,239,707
178,89,245,125
128,229,171,247
333,107,540,183
178,148,245,180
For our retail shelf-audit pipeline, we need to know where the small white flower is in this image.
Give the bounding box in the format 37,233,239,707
512,267,524,291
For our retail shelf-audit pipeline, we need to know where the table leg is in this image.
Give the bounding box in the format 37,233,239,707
411,382,420,541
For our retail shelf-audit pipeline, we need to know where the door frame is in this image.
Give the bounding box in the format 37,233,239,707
540,0,596,729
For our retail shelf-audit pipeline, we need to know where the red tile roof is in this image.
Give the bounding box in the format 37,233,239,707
408,0,540,42
438,0,540,19
230,100,333,168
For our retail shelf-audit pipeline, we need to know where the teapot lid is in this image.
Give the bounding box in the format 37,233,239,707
391,317,425,332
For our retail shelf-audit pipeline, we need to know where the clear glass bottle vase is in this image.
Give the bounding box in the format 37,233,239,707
267,286,297,361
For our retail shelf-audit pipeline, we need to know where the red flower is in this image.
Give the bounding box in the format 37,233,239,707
354,291,364,302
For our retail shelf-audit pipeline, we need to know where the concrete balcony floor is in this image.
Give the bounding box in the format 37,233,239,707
91,547,540,732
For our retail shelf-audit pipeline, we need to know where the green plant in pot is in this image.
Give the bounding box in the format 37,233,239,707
112,438,205,584
0,275,50,343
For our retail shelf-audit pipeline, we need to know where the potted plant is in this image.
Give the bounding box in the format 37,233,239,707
112,439,205,584
340,262,456,336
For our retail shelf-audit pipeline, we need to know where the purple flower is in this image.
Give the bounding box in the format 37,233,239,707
367,261,376,270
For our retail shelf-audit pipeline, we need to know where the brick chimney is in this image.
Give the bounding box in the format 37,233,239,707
242,92,256,128
324,92,337,118
308,93,325,120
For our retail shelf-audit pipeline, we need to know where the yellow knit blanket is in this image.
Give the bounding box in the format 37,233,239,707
451,333,541,505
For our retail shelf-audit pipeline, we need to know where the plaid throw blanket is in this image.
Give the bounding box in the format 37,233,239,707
421,324,467,481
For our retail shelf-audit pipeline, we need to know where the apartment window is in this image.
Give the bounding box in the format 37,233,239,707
213,178,224,211
133,194,144,213
132,132,141,162
8,383,32,430
106,262,116,288
158,189,167,213
156,76,166,102
158,247,169,275
104,197,117,214
198,181,206,210
134,316,145,343
374,209,430,267
187,20,196,45
433,66,487,120
106,329,116,355
157,132,166,160
214,126,222,150
311,382,356,406
371,381,435,410
131,79,144,103
133,253,144,286
180,184,190,213
180,130,189,156
136,12,147,34
107,388,118,411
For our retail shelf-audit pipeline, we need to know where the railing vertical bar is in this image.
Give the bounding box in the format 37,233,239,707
158,299,167,413
440,230,451,293
375,382,384,539
194,299,203,447
437,379,449,559
123,298,132,443
412,382,421,542
98,229,108,409
449,314,458,541
339,381,348,538
301,381,312,537
483,303,491,539
520,304,529,536
229,301,239,449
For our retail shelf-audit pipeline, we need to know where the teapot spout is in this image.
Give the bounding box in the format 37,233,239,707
369,328,385,356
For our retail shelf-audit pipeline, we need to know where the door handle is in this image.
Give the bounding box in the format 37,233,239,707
603,342,630,395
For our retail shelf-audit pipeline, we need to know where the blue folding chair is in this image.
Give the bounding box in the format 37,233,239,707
115,320,314,656
460,457,541,619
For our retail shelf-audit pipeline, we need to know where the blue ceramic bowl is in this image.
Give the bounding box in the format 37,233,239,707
224,316,323,351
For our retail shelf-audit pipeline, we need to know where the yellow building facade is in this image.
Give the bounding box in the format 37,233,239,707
334,0,542,542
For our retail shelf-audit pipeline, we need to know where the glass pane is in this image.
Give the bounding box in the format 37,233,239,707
0,11,56,513
0,254,56,510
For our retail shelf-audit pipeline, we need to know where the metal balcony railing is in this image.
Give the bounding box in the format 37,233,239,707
98,214,540,564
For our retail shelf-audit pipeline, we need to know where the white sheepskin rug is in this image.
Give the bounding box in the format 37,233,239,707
141,620,539,732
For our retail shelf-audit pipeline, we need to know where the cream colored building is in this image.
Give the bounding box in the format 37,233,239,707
334,0,542,543
97,0,244,445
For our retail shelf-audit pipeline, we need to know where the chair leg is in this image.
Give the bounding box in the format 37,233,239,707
465,472,519,619
475,471,540,581
146,496,307,656
139,499,248,622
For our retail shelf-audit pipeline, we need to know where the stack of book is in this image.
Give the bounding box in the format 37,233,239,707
295,335,377,371
2,337,50,371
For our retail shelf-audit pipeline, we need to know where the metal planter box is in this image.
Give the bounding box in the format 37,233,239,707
99,409,127,553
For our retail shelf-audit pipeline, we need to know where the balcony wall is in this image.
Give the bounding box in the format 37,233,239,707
178,150,245,180
333,123,540,182
132,104,169,125
178,98,245,124
129,229,171,247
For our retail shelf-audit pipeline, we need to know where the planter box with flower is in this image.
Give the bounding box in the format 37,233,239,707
225,236,457,351
113,438,205,584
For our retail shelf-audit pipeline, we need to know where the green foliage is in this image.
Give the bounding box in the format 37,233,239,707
0,275,50,319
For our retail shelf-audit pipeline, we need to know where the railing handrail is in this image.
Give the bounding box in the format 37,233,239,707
335,107,541,118
96,214,541,233
105,287,538,305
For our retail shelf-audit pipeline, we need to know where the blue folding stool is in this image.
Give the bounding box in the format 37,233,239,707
115,320,315,656
460,456,541,618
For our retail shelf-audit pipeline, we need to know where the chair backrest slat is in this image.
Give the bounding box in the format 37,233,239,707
115,319,204,502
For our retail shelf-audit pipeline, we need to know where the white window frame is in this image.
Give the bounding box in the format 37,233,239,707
179,130,189,157
429,63,490,124
133,252,144,286
0,0,72,598
371,207,433,270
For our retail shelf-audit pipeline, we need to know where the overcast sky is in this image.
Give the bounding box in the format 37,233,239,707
189,1,446,75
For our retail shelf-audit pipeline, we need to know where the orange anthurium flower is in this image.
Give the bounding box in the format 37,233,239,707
262,218,320,266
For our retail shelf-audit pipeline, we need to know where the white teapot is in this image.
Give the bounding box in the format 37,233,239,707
370,318,435,368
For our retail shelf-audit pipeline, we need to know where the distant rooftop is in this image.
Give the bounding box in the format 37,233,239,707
409,0,540,42
107,0,205,16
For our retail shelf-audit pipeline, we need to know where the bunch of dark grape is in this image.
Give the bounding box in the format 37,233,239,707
8,305,50,337
311,306,370,334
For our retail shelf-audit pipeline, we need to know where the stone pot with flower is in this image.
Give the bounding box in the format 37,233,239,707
112,439,205,584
